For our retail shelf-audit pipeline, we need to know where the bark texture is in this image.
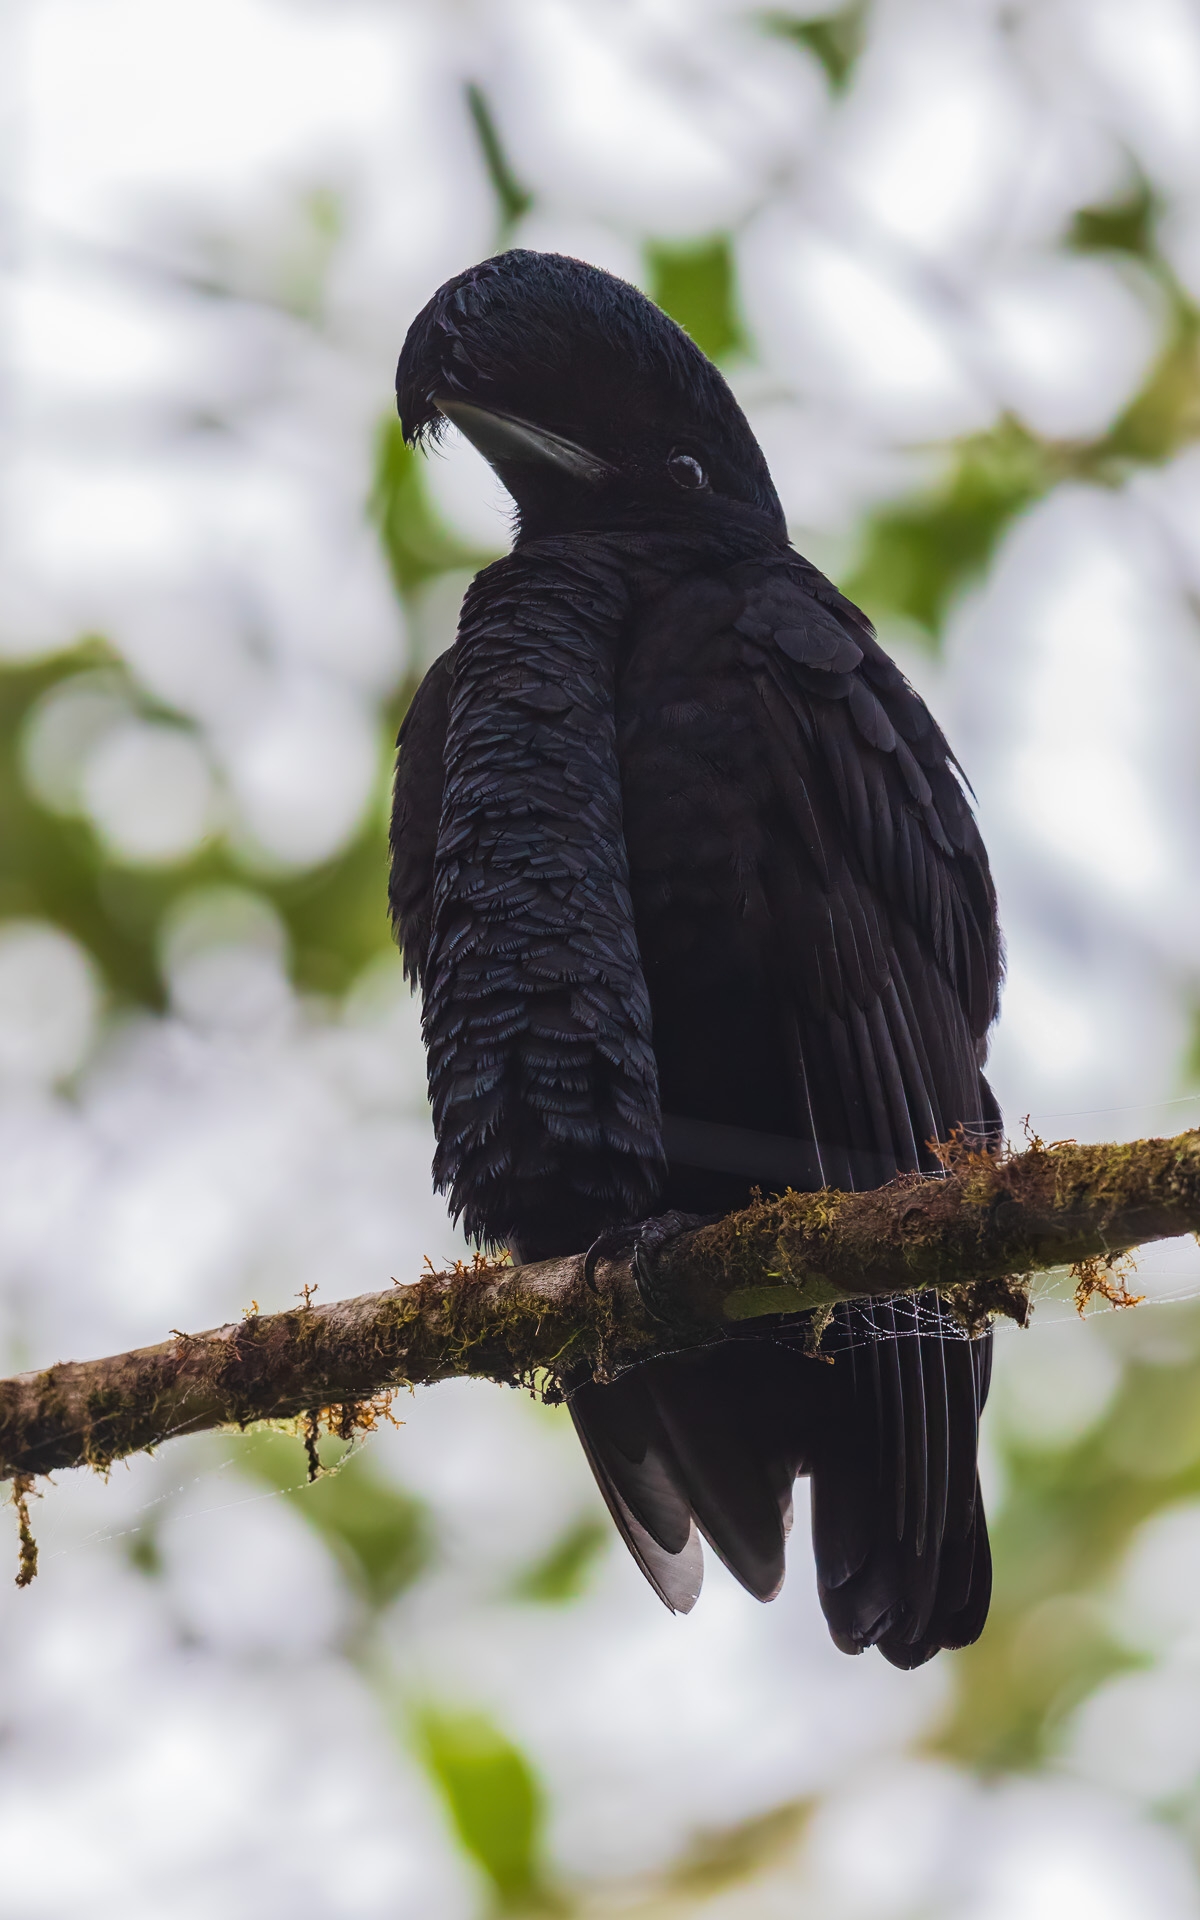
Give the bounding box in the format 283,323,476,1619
2,1129,1197,1483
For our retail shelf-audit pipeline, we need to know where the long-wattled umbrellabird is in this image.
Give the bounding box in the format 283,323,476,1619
390,250,1003,1666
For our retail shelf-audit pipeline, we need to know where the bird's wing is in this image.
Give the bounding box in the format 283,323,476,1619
741,560,998,1658
733,557,1000,1137
604,553,1000,1663
389,649,452,991
734,557,1000,1665
716,562,996,1160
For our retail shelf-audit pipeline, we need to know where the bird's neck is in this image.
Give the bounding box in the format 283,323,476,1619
513,519,788,608
514,496,788,566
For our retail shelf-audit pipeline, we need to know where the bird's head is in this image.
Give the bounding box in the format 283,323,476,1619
396,250,785,542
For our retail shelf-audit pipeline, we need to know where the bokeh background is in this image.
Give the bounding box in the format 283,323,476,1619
4,0,1200,1912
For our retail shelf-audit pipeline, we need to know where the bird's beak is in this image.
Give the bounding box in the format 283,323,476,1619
434,395,615,485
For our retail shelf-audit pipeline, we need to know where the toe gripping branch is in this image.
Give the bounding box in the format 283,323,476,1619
583,1211,721,1328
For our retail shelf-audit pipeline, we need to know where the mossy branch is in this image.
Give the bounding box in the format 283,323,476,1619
2,1129,1199,1485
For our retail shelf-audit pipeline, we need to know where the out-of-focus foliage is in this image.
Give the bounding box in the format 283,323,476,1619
770,5,869,93
511,1517,610,1607
845,177,1200,643
0,645,407,1003
6,1,1200,1915
245,1431,433,1611
843,419,1051,640
466,84,535,237
371,423,500,599
934,1294,1200,1772
648,236,745,365
0,646,164,1003
417,1709,559,1914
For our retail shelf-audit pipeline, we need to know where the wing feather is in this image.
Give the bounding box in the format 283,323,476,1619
625,553,1001,1660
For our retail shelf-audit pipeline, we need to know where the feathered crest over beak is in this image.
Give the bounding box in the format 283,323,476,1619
395,248,785,533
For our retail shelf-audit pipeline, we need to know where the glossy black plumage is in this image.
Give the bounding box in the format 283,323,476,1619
391,250,1003,1665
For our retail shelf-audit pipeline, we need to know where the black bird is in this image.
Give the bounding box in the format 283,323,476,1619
391,250,1003,1665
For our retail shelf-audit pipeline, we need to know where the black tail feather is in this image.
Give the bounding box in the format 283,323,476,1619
568,1342,809,1609
811,1299,992,1667
648,1344,803,1601
570,1307,992,1662
568,1372,703,1612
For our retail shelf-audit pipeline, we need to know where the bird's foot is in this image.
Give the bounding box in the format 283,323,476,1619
583,1210,719,1325
581,1223,642,1293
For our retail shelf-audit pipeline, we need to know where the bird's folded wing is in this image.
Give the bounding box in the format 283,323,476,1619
732,558,1000,1663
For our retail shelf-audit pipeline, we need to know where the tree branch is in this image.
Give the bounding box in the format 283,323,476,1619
2,1129,1198,1484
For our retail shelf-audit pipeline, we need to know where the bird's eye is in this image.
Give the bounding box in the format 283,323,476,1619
667,450,708,490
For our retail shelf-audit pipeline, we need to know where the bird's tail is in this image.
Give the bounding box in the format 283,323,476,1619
568,1303,992,1665
810,1299,992,1666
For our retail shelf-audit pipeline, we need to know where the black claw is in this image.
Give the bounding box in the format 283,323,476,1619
595,1213,714,1320
582,1224,642,1292
582,1209,719,1321
632,1209,718,1324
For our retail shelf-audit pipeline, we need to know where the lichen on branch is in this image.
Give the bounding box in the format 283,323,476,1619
1,1128,1198,1497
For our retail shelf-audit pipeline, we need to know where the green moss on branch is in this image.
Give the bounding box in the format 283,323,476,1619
1,1129,1198,1488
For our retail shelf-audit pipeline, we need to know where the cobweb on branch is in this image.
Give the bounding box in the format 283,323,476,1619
10,1094,1200,1571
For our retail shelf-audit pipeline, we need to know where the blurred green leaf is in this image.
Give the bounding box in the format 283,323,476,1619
1070,177,1159,261
648,236,745,363
242,1431,433,1610
258,784,401,998
1184,1002,1200,1089
0,645,407,1007
125,1523,164,1579
765,3,869,91
1064,174,1200,467
848,288,1200,645
843,164,1200,647
466,83,533,233
843,418,1051,641
1097,301,1200,468
666,1799,812,1895
0,646,175,1004
417,1709,562,1913
370,419,500,597
512,1517,608,1604
278,185,345,322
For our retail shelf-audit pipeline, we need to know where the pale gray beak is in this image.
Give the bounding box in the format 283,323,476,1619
435,394,615,485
